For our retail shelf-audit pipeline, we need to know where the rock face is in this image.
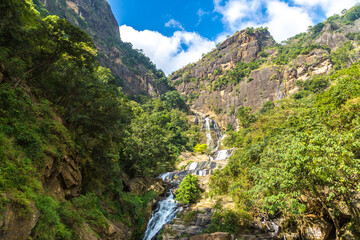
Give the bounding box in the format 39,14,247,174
43,154,82,199
0,203,40,240
162,209,214,240
171,23,360,128
39,0,168,96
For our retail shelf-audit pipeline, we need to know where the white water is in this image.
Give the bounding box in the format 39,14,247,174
142,188,178,240
204,117,213,147
188,162,198,171
143,118,233,240
214,150,230,160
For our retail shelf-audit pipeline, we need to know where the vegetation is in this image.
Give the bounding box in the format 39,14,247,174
0,0,196,238
175,174,201,204
210,63,360,238
211,59,264,90
194,144,209,154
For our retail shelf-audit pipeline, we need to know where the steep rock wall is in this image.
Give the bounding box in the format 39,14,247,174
40,0,168,96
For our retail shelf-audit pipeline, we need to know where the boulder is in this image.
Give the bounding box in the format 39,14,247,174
0,203,40,240
189,232,234,240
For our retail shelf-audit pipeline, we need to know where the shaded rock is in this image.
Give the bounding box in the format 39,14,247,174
188,232,234,240
40,0,168,96
162,209,213,239
125,178,165,195
43,155,82,199
77,223,98,240
0,203,40,240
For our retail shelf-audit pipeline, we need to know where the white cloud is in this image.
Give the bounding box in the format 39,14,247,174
165,19,184,31
213,0,359,42
214,0,262,31
293,0,359,17
120,25,216,75
196,9,210,26
265,1,313,42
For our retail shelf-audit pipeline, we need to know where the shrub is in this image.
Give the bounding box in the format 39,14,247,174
194,144,208,154
175,174,201,204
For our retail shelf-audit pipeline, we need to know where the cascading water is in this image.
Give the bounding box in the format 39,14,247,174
212,120,223,150
143,175,178,240
214,149,231,160
204,117,213,147
143,117,233,239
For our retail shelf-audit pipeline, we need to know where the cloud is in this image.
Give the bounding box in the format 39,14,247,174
212,0,359,42
165,19,184,31
293,0,359,17
214,0,263,31
196,9,210,26
120,25,216,75
266,1,313,42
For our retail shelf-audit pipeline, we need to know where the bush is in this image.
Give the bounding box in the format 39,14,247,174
33,196,74,240
206,209,251,234
259,101,275,114
194,144,208,154
175,174,201,204
303,76,329,93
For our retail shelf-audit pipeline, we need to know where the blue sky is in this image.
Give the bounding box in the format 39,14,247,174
108,0,359,74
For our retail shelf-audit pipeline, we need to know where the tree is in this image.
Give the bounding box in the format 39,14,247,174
237,106,257,128
176,174,201,204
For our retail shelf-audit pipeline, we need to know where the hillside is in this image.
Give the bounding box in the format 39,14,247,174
171,8,360,129
35,0,171,96
0,1,196,239
2,1,360,240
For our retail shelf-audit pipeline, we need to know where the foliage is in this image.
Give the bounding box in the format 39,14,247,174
259,101,275,114
33,196,79,240
211,59,264,90
0,1,193,238
331,41,355,70
210,62,360,237
162,91,188,111
176,174,201,204
205,209,251,235
237,106,257,128
194,144,209,154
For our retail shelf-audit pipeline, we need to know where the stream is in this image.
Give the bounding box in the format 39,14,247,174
142,117,232,240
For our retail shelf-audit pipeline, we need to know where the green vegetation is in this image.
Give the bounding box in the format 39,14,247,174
194,144,209,154
0,0,196,238
205,208,251,235
211,59,264,90
175,174,201,204
210,63,360,238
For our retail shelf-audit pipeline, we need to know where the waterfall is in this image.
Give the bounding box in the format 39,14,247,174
188,162,198,171
143,117,234,239
214,150,230,160
143,174,178,240
204,117,213,147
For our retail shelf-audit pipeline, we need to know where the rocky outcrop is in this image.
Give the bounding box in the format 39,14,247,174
162,209,214,240
171,28,336,129
43,154,82,199
39,0,168,96
0,203,40,240
125,177,166,195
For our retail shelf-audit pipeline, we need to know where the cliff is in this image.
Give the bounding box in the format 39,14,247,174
171,17,360,129
38,0,169,96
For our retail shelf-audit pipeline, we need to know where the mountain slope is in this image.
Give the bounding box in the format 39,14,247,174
37,0,170,96
0,1,194,239
171,8,360,128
